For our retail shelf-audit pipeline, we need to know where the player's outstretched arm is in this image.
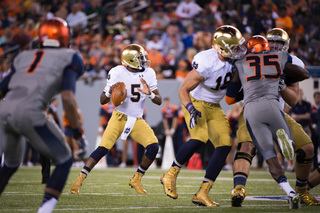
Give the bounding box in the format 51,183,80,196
280,82,299,107
178,69,204,107
61,90,81,131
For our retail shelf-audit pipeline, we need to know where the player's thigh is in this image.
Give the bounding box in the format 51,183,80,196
100,112,125,150
207,106,231,147
183,103,208,142
285,113,312,150
236,109,253,144
130,119,158,147
244,104,275,153
268,102,293,140
24,118,71,165
0,124,25,167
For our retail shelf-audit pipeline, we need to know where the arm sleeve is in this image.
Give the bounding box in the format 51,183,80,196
0,65,16,96
65,52,85,79
62,68,78,93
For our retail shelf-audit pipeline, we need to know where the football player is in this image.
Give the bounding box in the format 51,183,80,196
228,28,319,207
70,44,162,195
160,25,247,206
0,18,85,213
226,35,311,209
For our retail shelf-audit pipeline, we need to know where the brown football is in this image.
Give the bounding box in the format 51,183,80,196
111,82,127,107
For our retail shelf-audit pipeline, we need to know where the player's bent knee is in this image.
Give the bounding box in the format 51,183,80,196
296,148,313,164
145,143,159,160
237,142,256,156
90,146,108,162
234,151,254,165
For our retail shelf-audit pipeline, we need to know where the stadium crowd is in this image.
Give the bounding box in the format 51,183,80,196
1,0,320,82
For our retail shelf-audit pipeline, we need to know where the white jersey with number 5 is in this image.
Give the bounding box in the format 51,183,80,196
190,48,233,104
103,65,157,118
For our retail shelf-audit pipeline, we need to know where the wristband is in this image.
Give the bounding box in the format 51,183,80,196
148,92,155,99
281,84,287,92
185,103,195,113
105,90,111,98
170,128,175,134
98,126,104,133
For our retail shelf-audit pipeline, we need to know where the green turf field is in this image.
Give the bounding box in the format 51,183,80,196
1,166,319,212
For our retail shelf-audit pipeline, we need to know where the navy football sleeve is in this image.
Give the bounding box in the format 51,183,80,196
62,53,85,93
0,65,16,97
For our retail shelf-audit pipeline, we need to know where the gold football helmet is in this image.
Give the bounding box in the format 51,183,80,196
266,28,290,51
121,44,150,71
212,25,246,59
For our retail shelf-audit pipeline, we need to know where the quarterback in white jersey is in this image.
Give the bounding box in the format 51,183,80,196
161,25,247,207
71,44,162,195
103,65,157,118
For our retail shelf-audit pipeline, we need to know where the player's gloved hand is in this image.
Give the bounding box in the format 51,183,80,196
72,128,88,159
186,103,202,129
75,135,89,159
278,74,287,92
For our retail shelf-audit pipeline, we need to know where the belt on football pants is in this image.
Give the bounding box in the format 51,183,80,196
115,110,143,121
190,96,220,107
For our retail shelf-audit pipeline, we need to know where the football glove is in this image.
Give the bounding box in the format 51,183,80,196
186,103,202,129
75,135,89,159
72,128,88,159
278,74,287,92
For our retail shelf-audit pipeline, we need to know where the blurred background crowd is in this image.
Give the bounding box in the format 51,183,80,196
1,0,320,83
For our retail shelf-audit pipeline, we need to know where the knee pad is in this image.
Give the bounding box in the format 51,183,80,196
145,143,159,160
234,151,254,165
89,146,108,162
296,148,313,164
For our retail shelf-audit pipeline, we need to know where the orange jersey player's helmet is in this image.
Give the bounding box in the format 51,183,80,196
38,17,70,48
247,35,270,54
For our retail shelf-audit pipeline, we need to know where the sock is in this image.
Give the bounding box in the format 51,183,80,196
172,159,182,168
203,178,213,183
0,164,19,194
175,139,204,165
81,166,91,176
307,181,314,190
46,158,72,193
41,192,58,204
137,165,147,175
277,175,295,196
296,177,308,188
234,172,248,188
204,146,231,181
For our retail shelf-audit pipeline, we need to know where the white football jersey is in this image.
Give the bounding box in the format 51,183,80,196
190,48,233,104
279,54,305,109
104,65,157,118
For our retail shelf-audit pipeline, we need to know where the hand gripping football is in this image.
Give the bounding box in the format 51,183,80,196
111,82,127,107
